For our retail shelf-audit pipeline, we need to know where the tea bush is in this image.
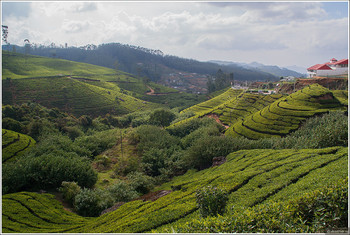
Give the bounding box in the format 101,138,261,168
58,181,82,205
196,186,229,217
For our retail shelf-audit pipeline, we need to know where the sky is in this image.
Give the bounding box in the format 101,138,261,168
1,1,349,68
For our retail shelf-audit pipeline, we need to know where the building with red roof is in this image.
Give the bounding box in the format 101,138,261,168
307,58,348,78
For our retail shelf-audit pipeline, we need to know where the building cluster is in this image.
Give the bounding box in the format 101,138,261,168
307,58,348,78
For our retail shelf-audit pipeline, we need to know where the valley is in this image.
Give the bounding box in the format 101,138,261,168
1,49,348,234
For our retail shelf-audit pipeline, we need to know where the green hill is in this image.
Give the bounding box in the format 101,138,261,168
2,129,36,163
2,52,205,113
226,84,347,139
2,53,164,116
2,146,347,233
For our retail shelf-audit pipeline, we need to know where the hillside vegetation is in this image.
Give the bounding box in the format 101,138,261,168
2,53,205,116
2,146,347,233
226,84,346,139
2,129,36,163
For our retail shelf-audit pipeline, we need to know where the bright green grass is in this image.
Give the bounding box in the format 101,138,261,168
2,129,36,163
181,88,244,116
225,84,347,139
2,146,347,233
2,76,161,117
2,52,128,80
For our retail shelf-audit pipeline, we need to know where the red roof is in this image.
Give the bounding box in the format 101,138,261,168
334,59,348,65
307,64,332,70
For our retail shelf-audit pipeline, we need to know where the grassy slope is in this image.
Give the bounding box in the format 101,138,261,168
225,84,347,139
211,92,285,125
2,146,347,233
2,52,162,116
2,129,36,163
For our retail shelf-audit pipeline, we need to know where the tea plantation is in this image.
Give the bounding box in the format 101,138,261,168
2,146,347,233
2,129,36,163
225,84,347,139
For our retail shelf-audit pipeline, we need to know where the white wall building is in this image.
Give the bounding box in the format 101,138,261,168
307,58,348,78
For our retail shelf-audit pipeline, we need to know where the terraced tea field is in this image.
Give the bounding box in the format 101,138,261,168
211,92,284,126
2,129,36,163
2,53,166,116
181,88,244,116
2,146,347,233
225,84,347,139
2,77,160,117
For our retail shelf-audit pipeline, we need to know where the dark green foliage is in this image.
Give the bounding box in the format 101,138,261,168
127,171,155,194
74,130,119,158
74,188,106,217
106,180,139,202
275,111,348,149
74,181,139,217
62,126,84,140
27,133,87,158
181,125,222,148
2,155,97,194
58,181,82,206
141,148,168,176
2,117,24,133
167,117,222,138
196,186,229,217
128,125,180,153
184,135,236,170
290,178,348,232
149,108,176,127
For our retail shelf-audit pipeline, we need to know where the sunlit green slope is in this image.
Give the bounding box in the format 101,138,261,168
2,52,162,116
225,84,347,139
2,146,347,233
2,129,36,163
181,88,244,115
211,92,284,126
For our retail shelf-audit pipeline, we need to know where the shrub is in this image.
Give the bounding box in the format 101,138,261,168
2,117,25,133
58,181,81,205
2,155,97,194
167,117,221,138
181,125,222,148
107,180,139,201
74,188,105,217
127,171,155,194
128,125,180,153
149,108,176,127
184,135,236,170
274,111,348,149
141,148,168,177
196,185,229,217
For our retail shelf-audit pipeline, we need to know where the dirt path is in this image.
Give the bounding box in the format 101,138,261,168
145,85,180,96
206,114,229,129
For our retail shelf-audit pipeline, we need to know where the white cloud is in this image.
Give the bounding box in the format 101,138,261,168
1,1,348,67
62,20,91,34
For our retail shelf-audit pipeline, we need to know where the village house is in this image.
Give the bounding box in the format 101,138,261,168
307,58,348,78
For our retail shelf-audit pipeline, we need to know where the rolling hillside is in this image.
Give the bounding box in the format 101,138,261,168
2,146,347,233
2,52,206,113
2,129,36,163
226,84,347,139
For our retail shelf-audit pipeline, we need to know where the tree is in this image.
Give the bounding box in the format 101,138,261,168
149,108,176,127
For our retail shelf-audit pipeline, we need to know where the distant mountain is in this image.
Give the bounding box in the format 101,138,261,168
210,60,306,78
5,43,279,87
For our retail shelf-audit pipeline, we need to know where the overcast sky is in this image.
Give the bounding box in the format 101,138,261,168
1,1,348,68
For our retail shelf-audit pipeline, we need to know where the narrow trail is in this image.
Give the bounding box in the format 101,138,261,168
145,85,180,96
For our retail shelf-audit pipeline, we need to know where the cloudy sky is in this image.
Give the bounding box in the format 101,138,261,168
1,1,348,68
